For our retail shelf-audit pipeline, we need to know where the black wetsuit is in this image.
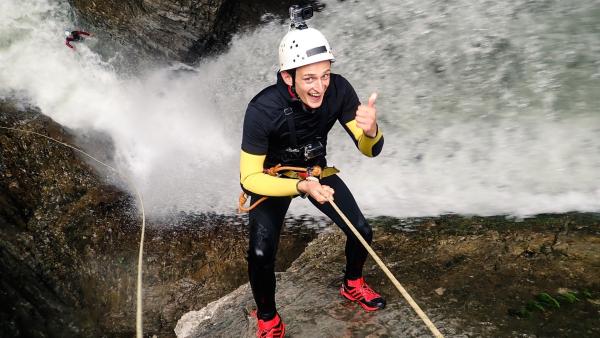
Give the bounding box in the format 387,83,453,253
240,72,384,321
65,31,90,49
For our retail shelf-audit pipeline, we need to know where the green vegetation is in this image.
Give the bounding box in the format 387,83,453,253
509,290,594,318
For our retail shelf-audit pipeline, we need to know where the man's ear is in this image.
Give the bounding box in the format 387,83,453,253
280,71,294,87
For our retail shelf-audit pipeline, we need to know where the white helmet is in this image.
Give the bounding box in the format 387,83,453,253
64,30,71,37
278,27,335,71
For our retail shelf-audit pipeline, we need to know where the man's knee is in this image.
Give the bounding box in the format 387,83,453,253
355,217,373,242
247,242,276,269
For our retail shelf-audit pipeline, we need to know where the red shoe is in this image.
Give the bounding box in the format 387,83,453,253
256,312,285,338
340,277,386,312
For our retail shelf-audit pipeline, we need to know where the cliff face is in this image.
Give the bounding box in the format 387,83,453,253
0,102,124,336
70,0,228,62
69,0,322,63
0,101,315,337
0,101,135,337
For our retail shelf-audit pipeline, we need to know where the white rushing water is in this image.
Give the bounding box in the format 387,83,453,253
1,0,599,217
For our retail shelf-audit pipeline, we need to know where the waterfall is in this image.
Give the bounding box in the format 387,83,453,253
1,0,599,217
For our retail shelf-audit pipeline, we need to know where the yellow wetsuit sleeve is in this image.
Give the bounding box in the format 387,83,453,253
240,150,300,196
344,120,384,157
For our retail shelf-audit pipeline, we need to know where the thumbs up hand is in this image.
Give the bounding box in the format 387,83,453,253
355,93,378,137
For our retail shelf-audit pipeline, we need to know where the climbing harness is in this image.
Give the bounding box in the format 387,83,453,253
239,95,336,212
238,164,339,212
0,126,147,338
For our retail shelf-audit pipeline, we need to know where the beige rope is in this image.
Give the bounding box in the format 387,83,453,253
0,126,146,338
328,198,444,338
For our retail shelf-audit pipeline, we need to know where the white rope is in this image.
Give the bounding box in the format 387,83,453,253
0,126,146,338
328,198,444,337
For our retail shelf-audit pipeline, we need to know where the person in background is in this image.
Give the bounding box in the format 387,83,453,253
65,30,91,50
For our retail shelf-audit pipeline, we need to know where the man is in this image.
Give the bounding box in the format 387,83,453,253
239,22,385,338
65,30,91,50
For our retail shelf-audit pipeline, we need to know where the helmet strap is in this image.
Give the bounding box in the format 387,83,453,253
287,69,301,103
285,69,312,111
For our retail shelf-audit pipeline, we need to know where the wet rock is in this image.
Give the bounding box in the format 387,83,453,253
0,100,316,337
176,231,452,337
69,0,324,64
177,214,600,337
70,0,227,63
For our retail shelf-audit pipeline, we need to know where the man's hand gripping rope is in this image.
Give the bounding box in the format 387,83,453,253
238,165,334,212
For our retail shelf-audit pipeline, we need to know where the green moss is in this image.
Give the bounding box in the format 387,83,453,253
509,289,597,318
537,292,560,309
526,300,547,312
557,291,579,304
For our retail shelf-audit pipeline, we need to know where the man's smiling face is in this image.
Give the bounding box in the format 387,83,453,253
283,60,331,109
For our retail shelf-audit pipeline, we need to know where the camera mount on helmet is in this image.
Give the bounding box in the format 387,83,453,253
278,4,334,71
289,4,313,30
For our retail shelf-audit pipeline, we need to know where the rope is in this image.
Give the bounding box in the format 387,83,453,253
328,198,444,338
0,126,146,338
238,160,443,336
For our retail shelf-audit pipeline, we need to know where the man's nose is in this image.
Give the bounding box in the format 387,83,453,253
314,79,324,92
